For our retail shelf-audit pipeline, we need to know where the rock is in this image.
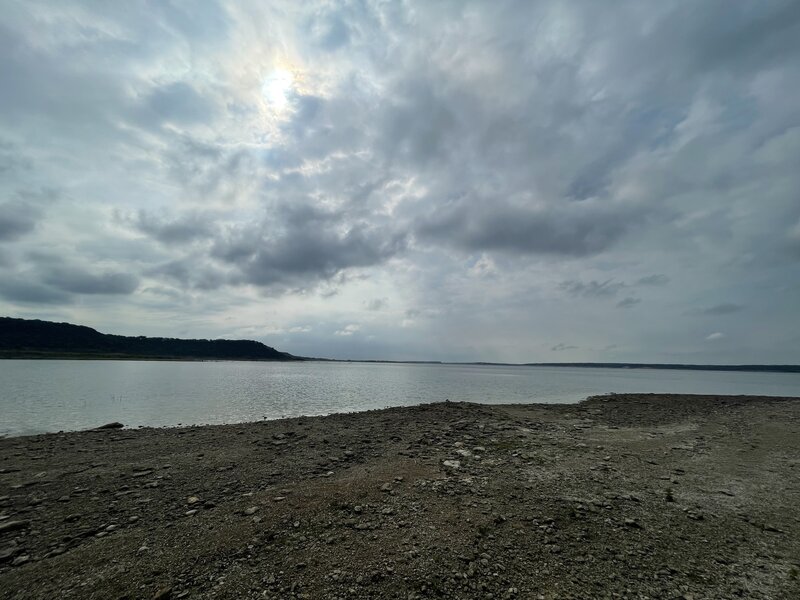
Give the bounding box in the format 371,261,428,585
244,506,258,515
623,518,642,529
96,422,124,430
442,460,461,470
185,510,198,516
380,483,392,492
0,544,19,563
11,554,30,566
0,520,30,534
187,496,201,505
153,586,172,599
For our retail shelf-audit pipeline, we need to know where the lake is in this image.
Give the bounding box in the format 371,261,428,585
1,359,799,437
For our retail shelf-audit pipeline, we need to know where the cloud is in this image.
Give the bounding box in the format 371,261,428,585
560,279,626,298
636,274,670,286
42,268,139,295
142,82,218,127
131,210,216,245
335,323,361,336
693,303,744,316
416,200,649,257
705,332,725,341
0,278,71,305
551,343,578,352
616,297,641,309
365,298,388,311
0,201,41,241
0,1,799,363
212,210,406,292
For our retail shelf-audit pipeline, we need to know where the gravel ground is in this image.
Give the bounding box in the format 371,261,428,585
1,393,799,599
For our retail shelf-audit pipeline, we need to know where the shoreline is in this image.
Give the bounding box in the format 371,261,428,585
3,353,799,373
1,394,799,598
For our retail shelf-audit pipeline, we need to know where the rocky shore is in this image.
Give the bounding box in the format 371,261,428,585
1,394,799,599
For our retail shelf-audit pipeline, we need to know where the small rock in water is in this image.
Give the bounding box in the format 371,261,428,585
96,422,124,430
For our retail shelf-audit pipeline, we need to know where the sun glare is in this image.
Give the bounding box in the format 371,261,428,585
261,68,295,110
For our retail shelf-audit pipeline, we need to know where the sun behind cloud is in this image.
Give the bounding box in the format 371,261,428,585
261,67,297,113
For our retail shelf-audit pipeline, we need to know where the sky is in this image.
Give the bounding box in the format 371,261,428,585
1,0,799,363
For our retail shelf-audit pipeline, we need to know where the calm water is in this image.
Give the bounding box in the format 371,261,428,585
1,360,799,437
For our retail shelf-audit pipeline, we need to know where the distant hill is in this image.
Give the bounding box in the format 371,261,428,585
0,317,298,361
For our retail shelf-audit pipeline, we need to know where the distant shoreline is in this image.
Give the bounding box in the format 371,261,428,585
1,351,798,373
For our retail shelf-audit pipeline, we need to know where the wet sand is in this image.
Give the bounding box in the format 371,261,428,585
1,394,799,599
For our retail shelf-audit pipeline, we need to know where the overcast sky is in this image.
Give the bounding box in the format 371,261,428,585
1,1,799,363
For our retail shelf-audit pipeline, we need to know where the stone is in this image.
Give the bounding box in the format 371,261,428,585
153,586,172,599
187,496,200,505
623,518,642,529
12,555,30,566
244,506,258,515
443,460,461,470
96,422,124,430
0,520,30,534
0,544,19,563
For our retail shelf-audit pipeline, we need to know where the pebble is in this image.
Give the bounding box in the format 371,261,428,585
11,555,30,567
0,520,30,534
152,586,172,599
186,496,200,505
244,506,259,515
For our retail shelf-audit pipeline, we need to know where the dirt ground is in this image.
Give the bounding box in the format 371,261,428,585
1,394,799,599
